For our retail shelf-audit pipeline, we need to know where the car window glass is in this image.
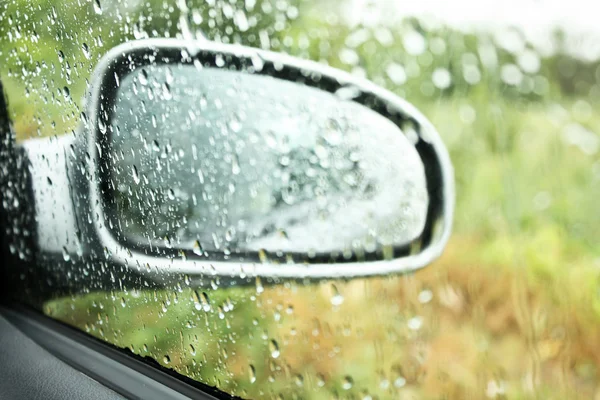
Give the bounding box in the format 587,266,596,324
2,0,600,399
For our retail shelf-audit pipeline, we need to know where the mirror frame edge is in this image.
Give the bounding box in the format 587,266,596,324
85,38,455,281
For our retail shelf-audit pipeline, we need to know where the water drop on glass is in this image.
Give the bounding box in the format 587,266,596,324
192,240,204,256
316,374,325,387
132,165,140,184
62,246,70,262
62,86,71,101
407,316,423,331
200,291,211,312
418,289,433,304
82,43,91,59
255,277,264,294
248,364,256,383
139,69,148,85
162,83,172,100
342,376,354,390
98,119,107,134
269,339,280,359
330,284,344,306
80,112,89,127
93,0,102,15
394,376,406,388
192,290,202,310
231,154,241,175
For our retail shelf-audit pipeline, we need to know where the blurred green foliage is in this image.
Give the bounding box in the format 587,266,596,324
3,0,600,398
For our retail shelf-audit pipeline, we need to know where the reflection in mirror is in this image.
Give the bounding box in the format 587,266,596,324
109,65,428,258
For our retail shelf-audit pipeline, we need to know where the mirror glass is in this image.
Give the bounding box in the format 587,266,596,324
109,65,428,257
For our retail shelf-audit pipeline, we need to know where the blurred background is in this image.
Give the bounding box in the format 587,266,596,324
2,0,600,398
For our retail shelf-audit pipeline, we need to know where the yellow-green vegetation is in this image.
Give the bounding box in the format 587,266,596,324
45,232,600,399
3,0,600,398
45,96,600,399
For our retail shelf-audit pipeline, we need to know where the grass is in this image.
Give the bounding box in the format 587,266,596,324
3,2,598,397
44,94,600,399
44,233,600,399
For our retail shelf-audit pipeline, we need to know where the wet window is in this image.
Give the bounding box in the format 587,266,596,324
2,0,600,399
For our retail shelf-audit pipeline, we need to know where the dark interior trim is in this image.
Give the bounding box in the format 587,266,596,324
1,305,242,400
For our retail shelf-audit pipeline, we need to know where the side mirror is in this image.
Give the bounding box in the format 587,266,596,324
27,39,454,286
